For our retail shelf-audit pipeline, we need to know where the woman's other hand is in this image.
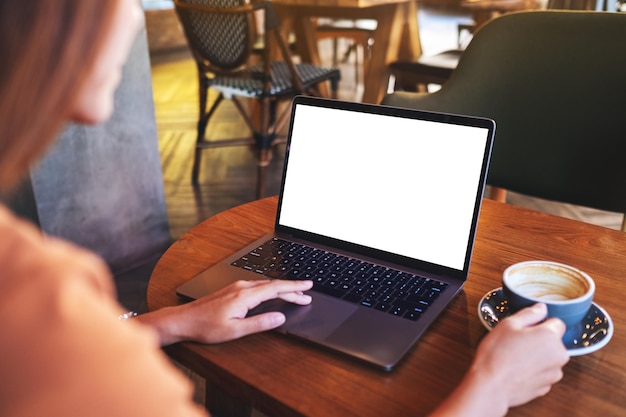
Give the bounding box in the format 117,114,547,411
431,303,569,417
139,279,313,345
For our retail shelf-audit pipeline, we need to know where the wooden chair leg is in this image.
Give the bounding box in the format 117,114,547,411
490,186,507,203
256,148,271,199
192,72,224,185
192,147,202,186
332,38,339,67
192,69,209,185
621,214,626,232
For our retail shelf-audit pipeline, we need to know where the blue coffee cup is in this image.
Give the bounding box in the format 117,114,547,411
502,261,595,328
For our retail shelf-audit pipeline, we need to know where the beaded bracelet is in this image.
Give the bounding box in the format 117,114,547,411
117,311,138,320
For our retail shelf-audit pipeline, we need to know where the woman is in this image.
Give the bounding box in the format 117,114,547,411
0,1,568,416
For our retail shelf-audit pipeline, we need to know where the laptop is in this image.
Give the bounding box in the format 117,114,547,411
177,96,495,371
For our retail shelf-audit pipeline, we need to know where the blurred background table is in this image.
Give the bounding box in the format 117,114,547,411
273,0,422,103
461,0,544,27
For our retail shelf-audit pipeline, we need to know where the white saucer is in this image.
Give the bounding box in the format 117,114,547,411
478,288,614,356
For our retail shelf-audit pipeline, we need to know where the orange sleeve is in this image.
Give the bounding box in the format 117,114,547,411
0,206,208,417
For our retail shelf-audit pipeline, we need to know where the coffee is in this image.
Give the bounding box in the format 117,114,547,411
506,263,589,301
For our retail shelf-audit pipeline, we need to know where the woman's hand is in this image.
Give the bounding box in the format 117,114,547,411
431,303,569,417
139,279,313,346
472,303,569,408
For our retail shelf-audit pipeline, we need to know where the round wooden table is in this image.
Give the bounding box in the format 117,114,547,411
148,196,626,417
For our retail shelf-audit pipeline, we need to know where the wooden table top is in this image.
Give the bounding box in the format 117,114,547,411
148,196,626,417
461,0,542,11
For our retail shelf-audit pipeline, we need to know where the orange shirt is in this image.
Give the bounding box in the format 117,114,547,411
0,205,208,417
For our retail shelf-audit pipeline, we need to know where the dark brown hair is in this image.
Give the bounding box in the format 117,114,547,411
0,0,119,189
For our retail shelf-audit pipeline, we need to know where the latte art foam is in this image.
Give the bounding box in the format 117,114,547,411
507,264,589,301
513,280,582,300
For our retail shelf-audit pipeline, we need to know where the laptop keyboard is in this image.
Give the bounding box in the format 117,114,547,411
231,238,448,321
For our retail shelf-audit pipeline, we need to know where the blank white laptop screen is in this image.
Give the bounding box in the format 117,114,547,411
278,104,490,271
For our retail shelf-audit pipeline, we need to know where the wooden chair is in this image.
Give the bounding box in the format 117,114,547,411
174,0,340,198
382,10,626,231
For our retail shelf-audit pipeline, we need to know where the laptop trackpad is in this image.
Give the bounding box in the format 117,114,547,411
250,293,358,340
